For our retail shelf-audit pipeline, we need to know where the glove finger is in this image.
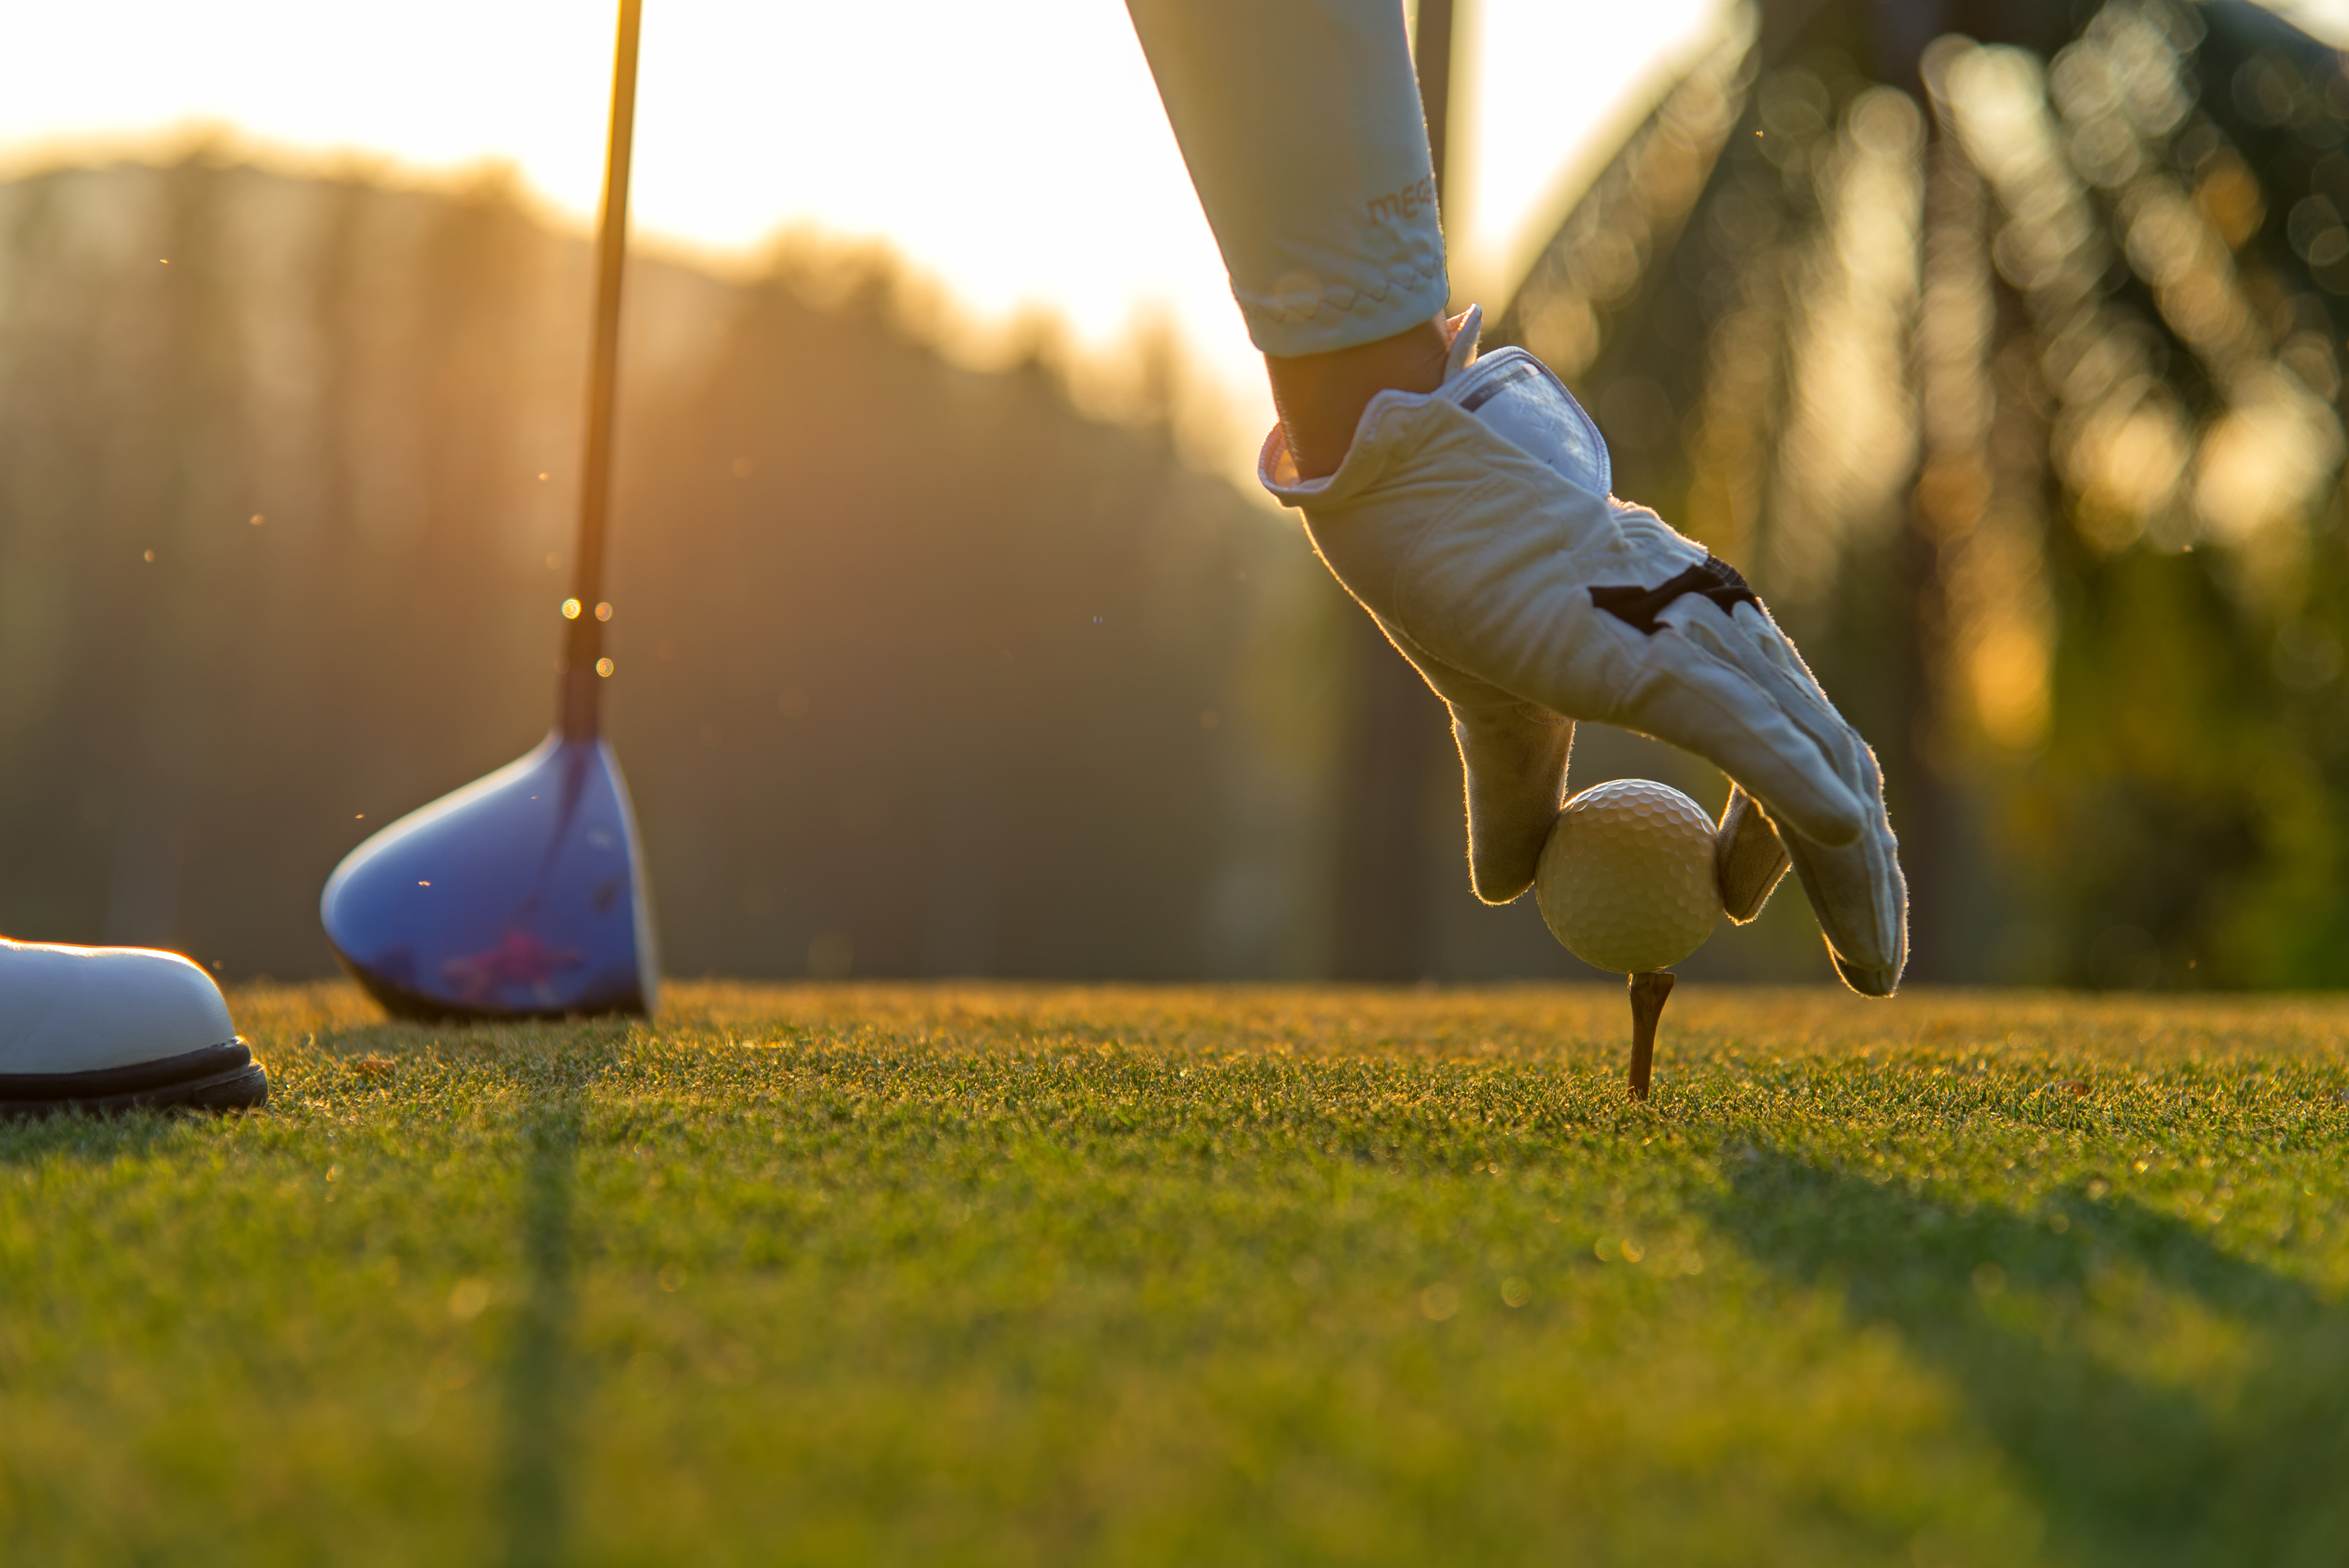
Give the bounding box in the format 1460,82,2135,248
1370,614,1573,906
1668,607,1907,991
1617,649,1866,848
1715,785,1789,923
1449,701,1573,904
1781,808,1907,994
1667,604,1868,787
1717,610,1877,785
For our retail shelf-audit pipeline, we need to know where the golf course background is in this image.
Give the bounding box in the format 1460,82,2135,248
12,4,2349,1562
2,150,1800,991
4,982,2343,1564
9,53,2349,993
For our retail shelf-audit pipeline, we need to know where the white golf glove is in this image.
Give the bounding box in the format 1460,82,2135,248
1261,307,1907,996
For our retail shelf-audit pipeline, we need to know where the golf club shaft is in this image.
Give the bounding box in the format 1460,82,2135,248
562,0,645,740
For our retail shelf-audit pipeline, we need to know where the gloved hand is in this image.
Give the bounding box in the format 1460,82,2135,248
1261,307,1906,996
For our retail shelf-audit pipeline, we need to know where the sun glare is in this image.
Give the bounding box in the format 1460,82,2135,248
8,1,1724,475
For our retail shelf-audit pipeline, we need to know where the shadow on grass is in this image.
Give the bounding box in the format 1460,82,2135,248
502,1081,582,1568
1710,1148,2349,1567
495,1035,636,1568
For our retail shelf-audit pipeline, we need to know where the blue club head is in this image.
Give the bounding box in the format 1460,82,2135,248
321,733,658,1021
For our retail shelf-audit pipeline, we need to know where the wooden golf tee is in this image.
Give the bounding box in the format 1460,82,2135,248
1627,971,1675,1101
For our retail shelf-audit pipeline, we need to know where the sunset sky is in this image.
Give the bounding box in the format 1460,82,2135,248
2,0,1742,467
7,0,2342,474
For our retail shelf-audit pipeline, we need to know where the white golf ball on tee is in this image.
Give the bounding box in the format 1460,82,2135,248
1536,779,1721,974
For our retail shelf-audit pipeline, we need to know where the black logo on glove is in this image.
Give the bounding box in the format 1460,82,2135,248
1590,555,1762,635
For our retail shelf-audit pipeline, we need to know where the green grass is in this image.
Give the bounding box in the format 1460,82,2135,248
3,983,2347,1566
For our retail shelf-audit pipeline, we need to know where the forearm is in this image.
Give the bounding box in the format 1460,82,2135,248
1124,0,1447,360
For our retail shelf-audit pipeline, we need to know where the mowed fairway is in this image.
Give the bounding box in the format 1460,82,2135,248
3,983,2347,1566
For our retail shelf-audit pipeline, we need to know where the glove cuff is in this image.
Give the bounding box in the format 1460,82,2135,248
1259,305,1485,508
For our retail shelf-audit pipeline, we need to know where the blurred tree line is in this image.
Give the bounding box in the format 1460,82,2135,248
0,153,1338,982
1493,0,2349,988
3,149,1792,984
23,0,2349,991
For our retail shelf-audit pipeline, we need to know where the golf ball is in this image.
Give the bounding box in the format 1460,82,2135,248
1536,779,1721,974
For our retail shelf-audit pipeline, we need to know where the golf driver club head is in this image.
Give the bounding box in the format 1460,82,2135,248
321,734,658,1021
